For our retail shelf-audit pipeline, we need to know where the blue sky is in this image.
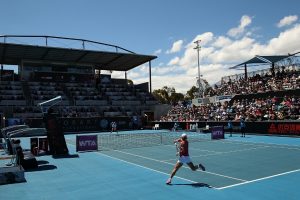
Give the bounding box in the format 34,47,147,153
1,0,300,93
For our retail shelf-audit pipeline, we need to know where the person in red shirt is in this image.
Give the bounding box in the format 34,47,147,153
166,133,205,185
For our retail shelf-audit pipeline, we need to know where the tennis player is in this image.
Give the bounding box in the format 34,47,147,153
111,121,117,133
240,117,246,137
166,133,205,185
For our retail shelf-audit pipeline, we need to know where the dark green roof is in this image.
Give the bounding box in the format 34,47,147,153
0,42,156,71
230,55,291,69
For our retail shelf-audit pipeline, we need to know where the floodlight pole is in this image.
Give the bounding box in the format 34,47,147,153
149,61,152,93
194,40,201,98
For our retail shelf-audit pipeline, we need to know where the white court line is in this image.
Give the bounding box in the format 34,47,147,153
67,136,300,189
189,138,300,156
68,138,245,182
216,168,300,190
223,139,300,150
67,142,203,186
163,145,271,161
113,149,246,182
96,151,205,185
189,147,221,153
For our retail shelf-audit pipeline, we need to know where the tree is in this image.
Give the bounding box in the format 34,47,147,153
152,86,184,104
170,92,184,103
185,86,198,100
152,88,170,104
127,79,133,85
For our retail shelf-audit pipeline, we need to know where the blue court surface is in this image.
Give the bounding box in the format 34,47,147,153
1,130,300,200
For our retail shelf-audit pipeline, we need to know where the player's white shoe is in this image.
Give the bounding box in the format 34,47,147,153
166,178,172,185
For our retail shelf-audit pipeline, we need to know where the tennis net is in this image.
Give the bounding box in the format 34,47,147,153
98,131,211,151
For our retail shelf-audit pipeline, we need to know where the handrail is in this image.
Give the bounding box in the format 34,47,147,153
0,35,135,54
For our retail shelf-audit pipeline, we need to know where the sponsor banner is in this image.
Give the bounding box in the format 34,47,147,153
211,126,224,140
268,123,300,135
76,135,98,152
155,121,300,136
25,118,300,136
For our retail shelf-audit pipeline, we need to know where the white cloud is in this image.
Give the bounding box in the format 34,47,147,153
178,32,215,68
168,56,180,66
208,37,256,63
212,36,232,48
228,15,252,37
154,49,162,55
129,63,239,94
166,40,184,54
277,15,298,28
152,65,183,76
151,75,196,93
266,23,300,54
125,71,141,79
127,16,300,94
187,32,214,48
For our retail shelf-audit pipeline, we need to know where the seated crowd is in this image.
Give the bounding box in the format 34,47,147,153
207,67,300,96
160,95,300,122
2,67,299,122
159,67,300,123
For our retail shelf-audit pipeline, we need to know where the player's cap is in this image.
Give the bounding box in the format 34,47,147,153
181,133,187,138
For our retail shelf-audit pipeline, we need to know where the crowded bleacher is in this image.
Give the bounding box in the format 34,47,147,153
0,36,299,131
207,67,300,96
160,66,300,122
1,65,299,125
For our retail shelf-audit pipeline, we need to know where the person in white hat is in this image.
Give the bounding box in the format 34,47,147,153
166,133,206,185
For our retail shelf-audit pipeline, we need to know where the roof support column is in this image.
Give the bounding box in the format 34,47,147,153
0,64,3,82
19,60,24,81
244,64,248,79
271,62,275,77
149,61,152,93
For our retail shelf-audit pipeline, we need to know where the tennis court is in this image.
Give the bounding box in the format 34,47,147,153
1,130,300,200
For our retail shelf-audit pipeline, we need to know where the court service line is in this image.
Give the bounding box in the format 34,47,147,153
113,149,246,182
67,142,199,185
189,145,271,159
189,147,222,153
96,151,203,185
202,136,300,150
216,168,300,190
224,139,300,150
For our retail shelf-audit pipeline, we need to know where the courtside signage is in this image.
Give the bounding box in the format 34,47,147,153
76,135,98,152
211,126,224,140
268,123,300,135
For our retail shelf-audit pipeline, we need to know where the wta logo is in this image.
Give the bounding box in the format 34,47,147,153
76,135,98,152
211,126,225,140
78,140,97,147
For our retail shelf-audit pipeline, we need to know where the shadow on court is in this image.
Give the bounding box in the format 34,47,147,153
24,160,57,172
25,164,57,172
37,160,49,165
170,182,212,188
52,154,79,159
